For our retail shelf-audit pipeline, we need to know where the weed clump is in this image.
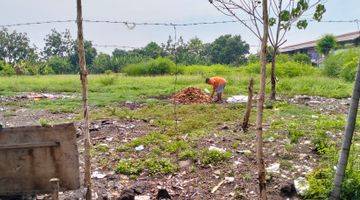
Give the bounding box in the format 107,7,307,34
116,159,144,176
145,158,177,175
200,149,232,165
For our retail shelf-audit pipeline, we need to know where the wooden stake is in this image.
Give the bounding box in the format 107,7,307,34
242,78,254,132
256,0,269,199
49,178,60,200
76,0,92,199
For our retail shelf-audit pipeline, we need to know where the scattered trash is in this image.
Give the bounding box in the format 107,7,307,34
266,163,280,174
238,150,252,156
226,95,248,103
211,180,225,194
171,87,211,104
209,146,226,153
225,177,235,183
91,171,106,179
294,177,309,196
135,145,145,151
135,195,151,200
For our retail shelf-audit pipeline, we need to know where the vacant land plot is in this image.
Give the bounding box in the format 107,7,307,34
0,71,359,199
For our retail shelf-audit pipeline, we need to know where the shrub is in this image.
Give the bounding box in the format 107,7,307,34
178,149,197,160
292,53,311,64
116,159,144,175
99,74,117,86
200,149,232,165
122,57,177,76
245,61,316,77
0,61,15,76
145,158,177,175
182,64,232,76
322,48,360,80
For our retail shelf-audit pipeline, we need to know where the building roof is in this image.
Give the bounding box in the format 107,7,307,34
279,31,360,53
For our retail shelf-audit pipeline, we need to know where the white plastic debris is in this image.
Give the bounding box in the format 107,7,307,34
266,163,280,174
294,177,309,196
91,171,106,179
225,177,235,183
135,145,145,151
209,146,226,153
135,195,151,200
204,88,210,94
226,95,248,103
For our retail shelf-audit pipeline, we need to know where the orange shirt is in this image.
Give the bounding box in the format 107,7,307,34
209,77,227,88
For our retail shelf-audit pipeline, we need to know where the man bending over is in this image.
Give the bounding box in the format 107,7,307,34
205,76,227,102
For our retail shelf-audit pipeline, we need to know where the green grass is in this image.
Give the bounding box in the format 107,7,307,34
0,70,354,112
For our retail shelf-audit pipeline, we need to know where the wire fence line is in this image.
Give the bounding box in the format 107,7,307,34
0,18,359,28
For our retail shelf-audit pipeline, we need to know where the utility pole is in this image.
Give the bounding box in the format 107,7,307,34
76,0,92,199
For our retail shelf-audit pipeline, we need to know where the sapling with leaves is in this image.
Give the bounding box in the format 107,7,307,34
209,0,326,100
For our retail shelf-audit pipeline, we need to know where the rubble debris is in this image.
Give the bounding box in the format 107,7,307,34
211,180,225,194
294,177,309,196
209,146,226,153
135,145,145,151
135,195,151,200
171,87,211,104
91,171,107,179
266,163,280,174
224,177,235,183
226,95,248,103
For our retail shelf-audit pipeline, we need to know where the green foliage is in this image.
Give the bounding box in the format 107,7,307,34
142,42,163,59
145,158,177,175
122,57,177,76
200,149,232,165
322,48,360,81
116,159,144,175
46,56,71,74
99,74,117,86
291,53,311,64
245,60,316,78
164,140,189,153
182,64,232,76
0,60,15,76
316,35,337,56
178,149,197,160
209,34,249,65
0,28,37,64
306,167,333,199
43,29,74,59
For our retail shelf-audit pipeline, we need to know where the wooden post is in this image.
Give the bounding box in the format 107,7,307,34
49,178,60,200
242,78,254,132
76,0,92,199
256,0,269,199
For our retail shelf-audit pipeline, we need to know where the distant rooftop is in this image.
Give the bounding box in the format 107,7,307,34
279,31,360,53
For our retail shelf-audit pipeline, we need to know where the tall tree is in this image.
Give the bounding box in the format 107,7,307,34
0,28,37,64
43,29,74,59
209,0,269,198
316,34,337,56
142,42,163,59
76,0,92,199
267,0,326,100
209,0,326,100
70,40,97,71
209,34,249,65
331,62,360,199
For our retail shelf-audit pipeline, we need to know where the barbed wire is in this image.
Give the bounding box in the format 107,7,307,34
1,18,359,28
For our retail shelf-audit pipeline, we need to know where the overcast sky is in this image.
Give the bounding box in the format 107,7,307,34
1,0,359,54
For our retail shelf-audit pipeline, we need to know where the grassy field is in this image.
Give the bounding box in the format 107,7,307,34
0,70,359,198
0,72,353,112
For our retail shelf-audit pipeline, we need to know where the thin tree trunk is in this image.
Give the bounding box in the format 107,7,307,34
256,0,269,199
331,62,360,200
76,0,92,199
270,50,277,100
242,78,254,132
